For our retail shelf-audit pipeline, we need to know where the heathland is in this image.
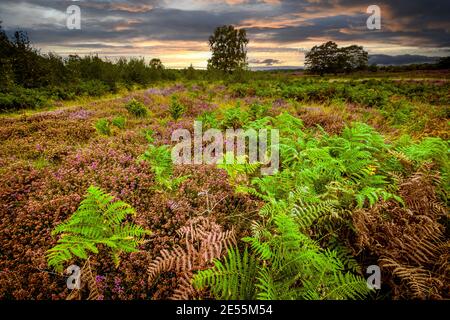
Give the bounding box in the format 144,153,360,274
0,70,448,300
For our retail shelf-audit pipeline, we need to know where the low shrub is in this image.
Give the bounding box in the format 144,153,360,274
0,86,51,112
169,95,185,120
112,116,126,129
95,119,112,136
221,102,249,129
125,99,148,118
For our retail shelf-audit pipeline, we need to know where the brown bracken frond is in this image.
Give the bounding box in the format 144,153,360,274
147,217,236,299
352,164,449,299
380,258,434,299
170,272,201,300
66,259,101,300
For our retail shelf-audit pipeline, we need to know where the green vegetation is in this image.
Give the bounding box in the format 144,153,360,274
125,99,148,118
95,119,112,136
1,21,448,114
0,23,176,112
305,41,368,75
192,110,447,300
208,25,249,73
112,116,126,129
47,186,150,272
231,78,449,108
138,134,189,191
169,95,185,120
0,22,448,301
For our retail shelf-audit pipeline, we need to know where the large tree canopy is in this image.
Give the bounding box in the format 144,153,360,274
208,25,249,73
305,41,368,75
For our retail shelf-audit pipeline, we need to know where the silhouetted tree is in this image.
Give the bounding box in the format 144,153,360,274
437,56,450,69
150,58,164,70
0,22,14,90
305,41,368,75
340,45,368,72
305,41,341,75
208,25,249,73
184,64,197,80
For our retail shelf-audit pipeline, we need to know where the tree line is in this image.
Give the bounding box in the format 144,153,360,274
1,22,448,111
0,23,178,92
2,23,227,110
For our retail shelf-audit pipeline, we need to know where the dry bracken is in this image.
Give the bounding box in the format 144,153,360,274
148,217,236,299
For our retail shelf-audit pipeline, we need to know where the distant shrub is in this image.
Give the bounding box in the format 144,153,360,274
95,118,112,136
47,86,77,100
0,86,50,111
347,86,388,108
112,116,126,129
222,102,249,128
169,95,185,120
197,111,220,130
77,80,110,97
225,68,251,84
183,64,198,80
249,103,269,120
125,99,148,117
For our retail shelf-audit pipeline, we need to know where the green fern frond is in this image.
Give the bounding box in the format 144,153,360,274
47,186,149,272
139,144,173,178
193,247,258,300
256,268,276,300
328,239,361,273
355,186,404,208
243,236,272,260
322,272,372,300
291,199,339,229
399,137,448,166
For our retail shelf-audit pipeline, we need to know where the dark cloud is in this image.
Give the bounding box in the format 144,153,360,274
369,54,441,66
1,5,251,44
250,58,282,66
0,0,448,60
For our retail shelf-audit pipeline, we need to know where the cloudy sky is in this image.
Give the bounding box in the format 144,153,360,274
0,0,449,68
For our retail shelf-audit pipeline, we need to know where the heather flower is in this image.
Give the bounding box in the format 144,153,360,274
113,277,124,294
89,161,99,170
145,88,160,95
273,98,288,108
68,109,93,120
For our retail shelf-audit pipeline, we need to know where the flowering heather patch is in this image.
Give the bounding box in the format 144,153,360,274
144,84,186,97
0,89,261,299
144,88,163,95
68,108,94,120
271,98,289,112
152,118,195,145
32,109,67,119
188,101,217,117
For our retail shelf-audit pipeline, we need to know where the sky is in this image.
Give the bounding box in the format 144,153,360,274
0,0,449,68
